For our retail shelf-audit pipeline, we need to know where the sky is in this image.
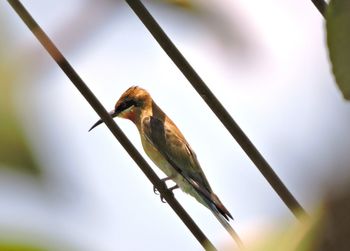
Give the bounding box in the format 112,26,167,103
1,0,349,250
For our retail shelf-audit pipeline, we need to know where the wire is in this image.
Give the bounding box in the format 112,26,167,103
125,0,309,221
311,0,328,18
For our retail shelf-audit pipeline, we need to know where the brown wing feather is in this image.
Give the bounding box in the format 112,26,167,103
143,116,212,190
143,115,233,220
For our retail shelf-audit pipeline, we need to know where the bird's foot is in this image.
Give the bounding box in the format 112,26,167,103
159,184,179,203
153,176,173,195
153,176,178,203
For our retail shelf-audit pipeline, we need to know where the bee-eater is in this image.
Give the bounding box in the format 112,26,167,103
89,86,236,233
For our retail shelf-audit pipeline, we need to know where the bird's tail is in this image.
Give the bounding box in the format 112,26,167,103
183,177,244,248
204,196,245,250
209,193,233,221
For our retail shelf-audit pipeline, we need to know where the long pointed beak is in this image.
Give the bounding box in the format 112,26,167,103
88,109,118,132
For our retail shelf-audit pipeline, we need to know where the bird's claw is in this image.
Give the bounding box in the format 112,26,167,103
153,176,172,196
160,194,167,203
153,185,167,203
153,177,178,204
154,180,169,203
160,188,175,203
157,184,179,203
153,186,159,195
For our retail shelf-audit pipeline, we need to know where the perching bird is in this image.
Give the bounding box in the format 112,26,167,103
89,86,239,240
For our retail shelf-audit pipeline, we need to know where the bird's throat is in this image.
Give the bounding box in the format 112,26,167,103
122,110,136,123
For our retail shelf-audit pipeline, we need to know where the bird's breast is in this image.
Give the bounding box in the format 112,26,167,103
140,134,175,178
139,134,202,198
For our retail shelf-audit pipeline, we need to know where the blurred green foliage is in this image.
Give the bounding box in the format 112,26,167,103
157,0,194,9
327,0,350,99
244,212,320,251
236,183,350,251
0,21,41,175
0,243,45,251
154,0,249,51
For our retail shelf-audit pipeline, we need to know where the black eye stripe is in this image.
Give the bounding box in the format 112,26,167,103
124,100,136,108
116,100,138,113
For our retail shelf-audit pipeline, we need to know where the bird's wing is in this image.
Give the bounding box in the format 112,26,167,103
143,116,233,220
142,116,212,192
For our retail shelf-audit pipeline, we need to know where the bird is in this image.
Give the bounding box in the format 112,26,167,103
89,86,240,242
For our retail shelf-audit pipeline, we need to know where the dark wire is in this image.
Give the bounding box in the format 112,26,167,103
125,0,309,221
311,0,327,18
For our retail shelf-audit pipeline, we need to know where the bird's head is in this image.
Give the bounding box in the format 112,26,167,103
89,86,151,131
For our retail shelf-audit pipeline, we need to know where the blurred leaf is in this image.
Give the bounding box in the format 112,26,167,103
244,182,350,251
326,0,350,99
0,18,41,175
151,0,251,54
313,182,350,251
241,210,323,251
156,0,193,9
0,243,45,251
154,0,195,9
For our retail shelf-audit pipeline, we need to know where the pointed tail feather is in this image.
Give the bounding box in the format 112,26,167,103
210,193,233,221
178,176,243,247
187,178,233,220
205,199,245,250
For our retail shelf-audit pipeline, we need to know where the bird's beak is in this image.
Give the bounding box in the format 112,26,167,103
89,109,119,132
